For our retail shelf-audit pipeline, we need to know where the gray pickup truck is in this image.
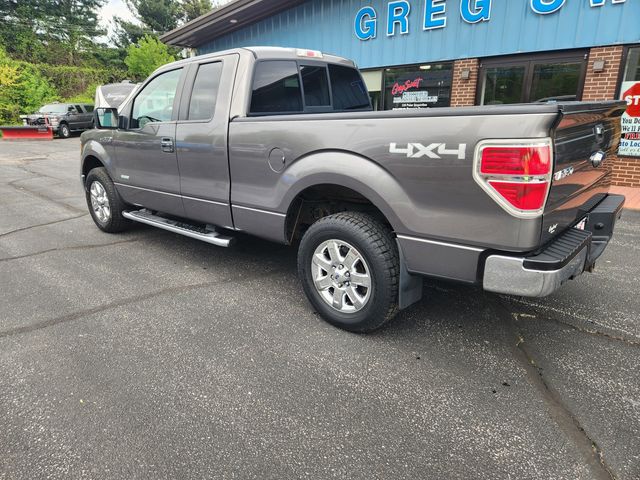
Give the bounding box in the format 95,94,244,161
24,103,95,138
81,47,625,332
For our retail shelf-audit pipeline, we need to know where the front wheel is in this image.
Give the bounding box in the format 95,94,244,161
58,123,70,138
297,212,399,333
85,167,130,233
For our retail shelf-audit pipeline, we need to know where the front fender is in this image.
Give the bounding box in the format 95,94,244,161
81,134,115,181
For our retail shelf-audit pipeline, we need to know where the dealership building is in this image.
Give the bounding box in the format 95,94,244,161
162,0,640,187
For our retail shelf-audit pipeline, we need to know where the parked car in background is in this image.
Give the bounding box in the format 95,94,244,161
21,102,95,138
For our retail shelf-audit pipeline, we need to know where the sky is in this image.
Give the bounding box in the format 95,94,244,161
98,0,137,41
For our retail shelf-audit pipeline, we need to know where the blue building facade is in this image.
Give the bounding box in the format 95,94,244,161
163,0,640,172
196,0,639,70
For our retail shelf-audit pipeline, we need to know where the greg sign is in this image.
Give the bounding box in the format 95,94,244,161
354,0,627,40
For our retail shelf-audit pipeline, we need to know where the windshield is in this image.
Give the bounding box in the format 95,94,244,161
38,104,68,114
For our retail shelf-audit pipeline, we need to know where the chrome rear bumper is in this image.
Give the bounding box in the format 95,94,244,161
483,246,588,297
482,194,624,297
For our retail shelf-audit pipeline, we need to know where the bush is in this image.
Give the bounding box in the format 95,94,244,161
0,55,57,124
64,82,101,105
35,64,125,99
0,45,126,124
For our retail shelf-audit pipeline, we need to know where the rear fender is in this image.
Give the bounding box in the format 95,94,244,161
279,150,410,233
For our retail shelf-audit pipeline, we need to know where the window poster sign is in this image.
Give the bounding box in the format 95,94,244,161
383,64,452,110
619,81,640,158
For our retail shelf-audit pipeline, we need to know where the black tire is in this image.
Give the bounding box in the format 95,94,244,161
85,167,130,233
58,122,70,138
297,212,399,333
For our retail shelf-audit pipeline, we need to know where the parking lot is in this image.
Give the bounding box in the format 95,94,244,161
1,137,639,479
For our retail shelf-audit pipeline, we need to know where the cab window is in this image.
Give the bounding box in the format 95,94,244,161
300,65,330,107
328,64,371,111
188,62,222,121
131,69,182,128
250,61,303,114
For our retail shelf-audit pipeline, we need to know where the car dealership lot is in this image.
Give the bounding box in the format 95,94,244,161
1,138,639,480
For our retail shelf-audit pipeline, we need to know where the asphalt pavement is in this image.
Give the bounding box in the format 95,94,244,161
1,138,639,480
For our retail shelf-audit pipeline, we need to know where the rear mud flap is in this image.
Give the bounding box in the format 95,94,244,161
397,239,423,310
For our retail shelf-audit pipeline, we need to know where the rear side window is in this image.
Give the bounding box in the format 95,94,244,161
329,64,371,111
250,61,302,114
300,65,330,107
188,62,223,121
84,105,94,113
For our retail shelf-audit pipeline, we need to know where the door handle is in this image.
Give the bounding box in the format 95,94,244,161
161,137,174,153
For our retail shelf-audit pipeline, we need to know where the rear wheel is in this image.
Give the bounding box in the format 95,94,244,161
297,212,399,332
58,122,70,138
85,167,130,233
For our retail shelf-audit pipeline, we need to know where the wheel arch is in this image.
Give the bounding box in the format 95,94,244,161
82,155,105,181
279,151,411,243
81,138,114,190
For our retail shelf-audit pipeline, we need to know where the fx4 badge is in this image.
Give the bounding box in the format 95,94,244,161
390,143,467,160
553,166,574,181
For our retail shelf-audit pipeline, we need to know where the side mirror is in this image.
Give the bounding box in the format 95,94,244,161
94,107,118,130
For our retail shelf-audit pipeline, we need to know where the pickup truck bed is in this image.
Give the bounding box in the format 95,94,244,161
80,46,626,332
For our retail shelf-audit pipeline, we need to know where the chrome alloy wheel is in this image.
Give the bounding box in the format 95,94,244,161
90,180,111,223
311,239,372,313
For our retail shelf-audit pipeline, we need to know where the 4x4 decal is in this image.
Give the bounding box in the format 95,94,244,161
389,143,467,160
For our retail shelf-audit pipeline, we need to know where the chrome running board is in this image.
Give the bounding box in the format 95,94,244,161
123,209,235,247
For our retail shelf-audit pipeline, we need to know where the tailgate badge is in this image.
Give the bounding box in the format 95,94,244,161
590,150,606,168
548,224,557,234
553,166,574,181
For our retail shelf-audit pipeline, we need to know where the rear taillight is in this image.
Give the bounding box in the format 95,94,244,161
473,140,553,217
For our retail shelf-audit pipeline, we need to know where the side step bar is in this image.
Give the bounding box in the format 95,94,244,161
122,209,235,247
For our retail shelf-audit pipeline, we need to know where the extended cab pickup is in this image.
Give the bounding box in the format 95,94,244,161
81,47,626,332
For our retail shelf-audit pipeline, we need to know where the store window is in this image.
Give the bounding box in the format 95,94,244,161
479,52,587,105
382,63,453,110
623,46,640,82
360,69,383,110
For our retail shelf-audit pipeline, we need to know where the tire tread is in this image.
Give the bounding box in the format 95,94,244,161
298,211,400,332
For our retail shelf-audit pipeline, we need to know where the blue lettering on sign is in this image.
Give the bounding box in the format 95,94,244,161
590,0,626,6
530,0,566,15
354,0,627,40
354,6,377,40
423,0,446,30
387,1,411,36
460,0,491,23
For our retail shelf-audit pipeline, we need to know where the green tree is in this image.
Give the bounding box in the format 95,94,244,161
0,0,108,66
182,0,212,22
114,0,181,47
125,34,175,80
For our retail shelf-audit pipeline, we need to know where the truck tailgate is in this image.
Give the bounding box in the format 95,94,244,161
541,101,626,244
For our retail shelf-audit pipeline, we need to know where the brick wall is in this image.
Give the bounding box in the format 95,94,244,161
450,59,480,107
612,157,640,187
582,46,624,101
582,45,639,188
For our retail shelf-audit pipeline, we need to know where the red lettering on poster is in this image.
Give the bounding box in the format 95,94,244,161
391,77,423,96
